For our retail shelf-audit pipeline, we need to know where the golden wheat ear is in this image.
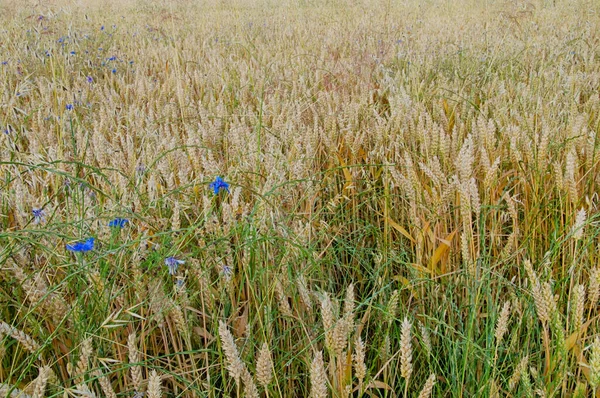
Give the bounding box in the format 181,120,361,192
255,342,274,389
590,337,600,390
128,332,144,394
0,321,41,356
417,373,436,398
400,317,413,381
147,369,162,398
309,350,328,398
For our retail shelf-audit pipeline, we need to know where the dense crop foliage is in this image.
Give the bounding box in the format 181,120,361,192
1,0,600,396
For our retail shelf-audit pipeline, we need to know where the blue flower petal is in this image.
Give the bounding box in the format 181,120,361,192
109,218,128,228
66,237,94,252
165,256,184,275
209,176,230,195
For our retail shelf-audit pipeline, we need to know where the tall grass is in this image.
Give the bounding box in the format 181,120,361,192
1,0,600,396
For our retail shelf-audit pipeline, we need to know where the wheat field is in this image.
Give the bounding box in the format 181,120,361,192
1,0,600,396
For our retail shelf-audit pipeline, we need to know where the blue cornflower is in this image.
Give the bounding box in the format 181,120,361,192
101,25,105,30
221,264,233,281
108,218,128,228
1,61,7,65
165,257,184,275
87,76,93,83
57,37,65,44
107,56,117,61
175,277,185,290
66,237,95,252
70,51,76,55
112,68,117,74
136,164,146,176
66,104,73,111
209,176,230,195
32,208,46,224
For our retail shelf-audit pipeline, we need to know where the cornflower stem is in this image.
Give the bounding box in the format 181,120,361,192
68,113,80,178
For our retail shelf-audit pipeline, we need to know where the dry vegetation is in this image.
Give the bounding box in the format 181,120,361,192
1,0,600,396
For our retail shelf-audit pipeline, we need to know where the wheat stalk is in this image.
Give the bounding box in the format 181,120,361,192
590,337,600,390
571,284,585,333
0,321,40,356
353,336,366,384
218,320,248,388
509,356,528,391
495,301,511,345
92,369,117,398
0,383,31,398
256,342,273,389
128,332,144,393
147,370,162,398
31,366,52,398
417,373,436,398
310,351,328,398
242,368,260,398
589,267,599,309
320,293,335,353
400,316,413,391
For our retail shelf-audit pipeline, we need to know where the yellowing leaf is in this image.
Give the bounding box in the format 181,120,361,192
565,318,594,351
387,217,416,244
357,147,367,163
422,221,434,244
344,350,353,384
442,98,450,116
364,380,396,396
336,153,354,191
393,275,420,299
408,263,432,275
233,305,248,338
193,326,215,342
576,353,599,398
442,98,455,133
430,230,457,274
371,166,383,181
